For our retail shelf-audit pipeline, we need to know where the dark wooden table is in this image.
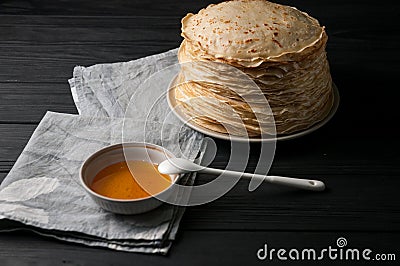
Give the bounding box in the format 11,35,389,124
0,0,399,265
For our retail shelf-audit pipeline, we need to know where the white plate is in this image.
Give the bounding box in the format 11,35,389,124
167,78,340,142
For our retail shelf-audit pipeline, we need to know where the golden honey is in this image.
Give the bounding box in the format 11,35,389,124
90,161,171,200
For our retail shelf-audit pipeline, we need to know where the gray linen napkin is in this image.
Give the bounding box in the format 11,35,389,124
70,48,179,118
0,49,205,254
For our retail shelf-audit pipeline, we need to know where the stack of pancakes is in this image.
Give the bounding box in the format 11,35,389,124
174,0,334,137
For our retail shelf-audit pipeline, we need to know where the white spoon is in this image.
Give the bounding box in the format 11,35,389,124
158,158,325,191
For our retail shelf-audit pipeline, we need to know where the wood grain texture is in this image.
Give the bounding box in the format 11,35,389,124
0,0,399,264
0,84,77,123
0,13,399,127
0,231,398,266
0,124,399,231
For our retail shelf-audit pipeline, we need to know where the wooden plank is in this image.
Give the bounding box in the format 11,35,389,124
0,173,6,183
1,72,400,128
0,61,399,127
0,0,215,16
0,14,398,83
0,13,398,128
182,173,400,231
0,16,181,83
0,124,398,231
1,124,399,172
0,15,398,127
0,0,398,18
0,45,177,83
182,138,400,231
0,230,398,265
0,124,36,170
0,16,180,83
0,40,398,83
0,83,77,123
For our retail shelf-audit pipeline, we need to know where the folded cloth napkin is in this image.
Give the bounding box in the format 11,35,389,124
0,49,205,254
70,48,179,118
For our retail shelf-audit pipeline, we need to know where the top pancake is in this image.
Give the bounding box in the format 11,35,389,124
181,0,324,66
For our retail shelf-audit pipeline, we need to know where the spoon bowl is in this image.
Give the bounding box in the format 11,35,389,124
158,158,205,174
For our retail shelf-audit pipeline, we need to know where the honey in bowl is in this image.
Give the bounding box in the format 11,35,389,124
90,161,172,200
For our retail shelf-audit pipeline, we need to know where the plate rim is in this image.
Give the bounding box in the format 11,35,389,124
167,77,340,142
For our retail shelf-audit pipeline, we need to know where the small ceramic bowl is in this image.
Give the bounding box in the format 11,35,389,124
80,142,178,215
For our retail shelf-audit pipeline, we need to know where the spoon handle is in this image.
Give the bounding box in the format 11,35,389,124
200,168,325,191
260,175,325,191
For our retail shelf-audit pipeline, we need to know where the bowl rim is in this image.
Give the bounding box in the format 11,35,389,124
79,142,178,203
